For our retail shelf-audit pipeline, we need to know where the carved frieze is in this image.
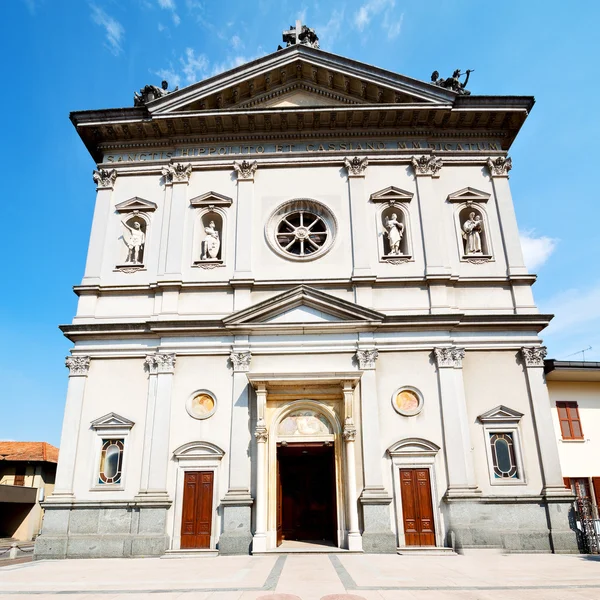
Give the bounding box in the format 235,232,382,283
230,351,252,372
521,346,547,367
344,156,368,177
411,154,443,177
92,168,117,189
487,156,512,177
234,160,258,181
356,349,379,370
433,347,465,368
145,353,177,374
162,163,192,184
65,356,90,376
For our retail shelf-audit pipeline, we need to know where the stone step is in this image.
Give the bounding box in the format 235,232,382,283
397,546,457,555
161,549,218,558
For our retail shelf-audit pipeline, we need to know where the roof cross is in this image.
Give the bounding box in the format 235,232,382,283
282,20,319,48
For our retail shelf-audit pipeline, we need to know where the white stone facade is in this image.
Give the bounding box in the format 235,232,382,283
35,44,577,558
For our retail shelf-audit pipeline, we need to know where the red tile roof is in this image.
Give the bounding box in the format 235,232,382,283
0,442,59,463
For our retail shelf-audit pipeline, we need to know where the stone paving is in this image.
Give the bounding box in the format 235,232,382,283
1,553,600,600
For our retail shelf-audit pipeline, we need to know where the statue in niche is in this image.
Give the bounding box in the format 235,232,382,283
384,213,404,255
122,218,145,264
201,220,221,260
462,211,483,255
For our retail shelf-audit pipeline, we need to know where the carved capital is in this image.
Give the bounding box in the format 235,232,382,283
411,154,443,177
433,347,465,368
344,156,368,177
356,349,379,370
230,351,252,372
255,421,268,443
65,356,90,376
521,346,547,368
162,163,192,184
234,160,258,181
343,423,357,442
93,168,117,189
487,156,512,178
145,353,176,374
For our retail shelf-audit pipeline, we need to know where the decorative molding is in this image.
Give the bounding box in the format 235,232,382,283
343,423,357,441
230,351,252,372
433,347,465,368
447,187,490,204
115,265,146,274
370,185,413,204
487,156,512,177
465,257,492,265
115,197,157,213
388,437,440,457
411,154,443,177
255,426,268,443
192,261,225,269
189,191,233,208
144,353,176,374
173,441,224,459
162,162,192,184
344,156,368,177
234,160,257,181
92,169,117,189
521,346,547,367
66,355,90,376
478,405,524,424
356,349,379,370
383,257,411,265
91,412,135,431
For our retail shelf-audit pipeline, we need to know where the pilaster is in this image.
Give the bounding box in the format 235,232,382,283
252,382,268,553
434,347,479,498
50,356,91,499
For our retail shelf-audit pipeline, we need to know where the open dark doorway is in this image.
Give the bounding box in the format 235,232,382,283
276,442,337,545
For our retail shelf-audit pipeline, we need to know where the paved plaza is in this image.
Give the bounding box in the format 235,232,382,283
1,553,600,600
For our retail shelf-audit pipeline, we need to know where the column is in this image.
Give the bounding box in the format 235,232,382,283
162,163,192,281
252,383,268,553
521,346,579,552
344,157,373,281
82,170,117,285
219,348,254,555
343,382,362,551
135,353,176,501
434,347,479,497
51,356,91,498
355,349,396,553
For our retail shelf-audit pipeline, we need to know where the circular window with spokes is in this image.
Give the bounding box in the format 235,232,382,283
267,199,336,261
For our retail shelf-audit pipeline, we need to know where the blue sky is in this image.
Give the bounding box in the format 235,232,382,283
2,0,599,445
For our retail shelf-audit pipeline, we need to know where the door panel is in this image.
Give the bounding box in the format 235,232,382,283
181,471,213,549
400,468,435,546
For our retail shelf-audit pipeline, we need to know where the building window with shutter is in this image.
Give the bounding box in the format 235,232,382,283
14,466,26,486
557,401,584,440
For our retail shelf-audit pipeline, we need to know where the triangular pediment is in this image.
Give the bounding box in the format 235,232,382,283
115,197,157,213
447,187,490,203
478,405,524,423
148,45,455,116
91,412,135,430
190,191,233,207
223,285,385,326
370,186,414,203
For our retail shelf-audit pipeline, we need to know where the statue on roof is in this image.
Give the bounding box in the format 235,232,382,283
430,69,473,95
281,20,319,49
134,80,178,106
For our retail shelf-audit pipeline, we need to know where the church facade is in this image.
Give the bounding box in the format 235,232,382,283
35,29,577,558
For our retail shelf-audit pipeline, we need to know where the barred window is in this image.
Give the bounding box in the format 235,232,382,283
489,433,518,479
98,439,124,485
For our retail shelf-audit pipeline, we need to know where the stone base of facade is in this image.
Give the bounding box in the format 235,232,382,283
218,498,253,555
361,501,397,554
34,504,170,559
444,497,579,554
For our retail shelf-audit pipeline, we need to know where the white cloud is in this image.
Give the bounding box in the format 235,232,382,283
90,5,124,56
542,284,600,337
353,0,403,41
385,12,403,39
23,0,39,15
157,0,180,27
231,35,243,50
156,67,181,89
158,22,165,31
519,230,558,272
316,8,344,50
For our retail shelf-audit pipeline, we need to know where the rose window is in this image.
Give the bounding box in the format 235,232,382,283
275,211,328,257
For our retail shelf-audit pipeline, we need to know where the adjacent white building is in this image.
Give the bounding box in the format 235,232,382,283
35,26,578,558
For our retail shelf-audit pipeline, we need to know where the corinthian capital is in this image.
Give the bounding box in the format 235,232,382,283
144,353,176,374
521,346,547,367
233,160,258,181
92,168,117,189
65,356,90,376
411,154,443,177
487,156,512,177
356,349,379,370
162,163,192,184
433,347,465,368
230,351,252,372
344,156,368,177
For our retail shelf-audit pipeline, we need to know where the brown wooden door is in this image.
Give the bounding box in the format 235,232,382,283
180,471,213,549
400,468,435,546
